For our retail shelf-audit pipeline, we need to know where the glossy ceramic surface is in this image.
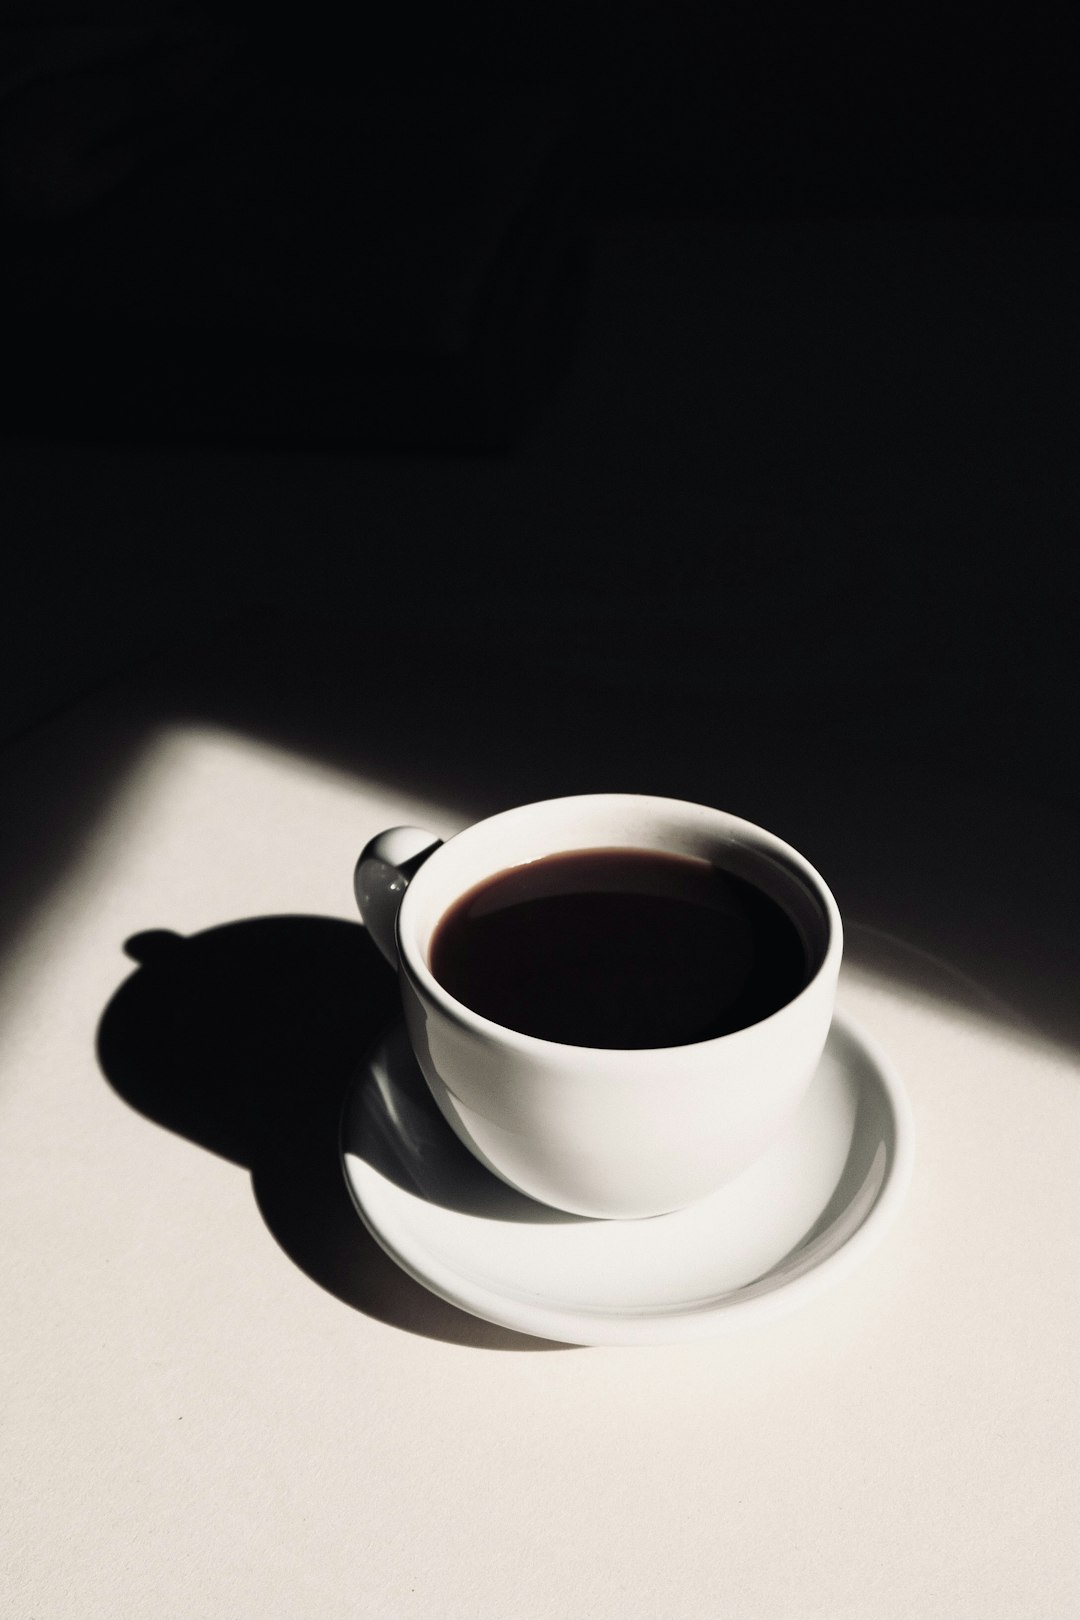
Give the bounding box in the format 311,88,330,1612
341,1008,913,1346
357,795,843,1217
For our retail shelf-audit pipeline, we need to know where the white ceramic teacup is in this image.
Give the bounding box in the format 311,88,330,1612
354,794,842,1219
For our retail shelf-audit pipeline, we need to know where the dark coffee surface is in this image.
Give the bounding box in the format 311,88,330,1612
429,848,810,1048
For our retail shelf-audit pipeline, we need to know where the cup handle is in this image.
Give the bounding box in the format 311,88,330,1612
353,826,444,968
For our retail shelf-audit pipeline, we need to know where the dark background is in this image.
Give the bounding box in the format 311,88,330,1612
2,5,1077,1055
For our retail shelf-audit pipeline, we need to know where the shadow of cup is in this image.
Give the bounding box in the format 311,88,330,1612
96,914,571,1350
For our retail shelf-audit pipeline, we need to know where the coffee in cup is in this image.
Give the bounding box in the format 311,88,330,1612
429,847,812,1049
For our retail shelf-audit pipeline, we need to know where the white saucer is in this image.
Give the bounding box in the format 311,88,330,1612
340,1011,914,1346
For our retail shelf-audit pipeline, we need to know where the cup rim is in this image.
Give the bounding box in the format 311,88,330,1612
396,793,842,1058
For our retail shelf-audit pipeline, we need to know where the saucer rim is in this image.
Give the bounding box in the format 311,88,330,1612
340,1009,915,1346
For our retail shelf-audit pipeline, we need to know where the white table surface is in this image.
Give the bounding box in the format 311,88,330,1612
2,672,1077,1620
